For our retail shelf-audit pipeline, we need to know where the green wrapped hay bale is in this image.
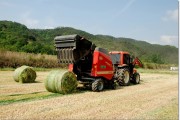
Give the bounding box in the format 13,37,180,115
13,66,36,83
55,71,78,94
45,70,60,92
45,70,77,94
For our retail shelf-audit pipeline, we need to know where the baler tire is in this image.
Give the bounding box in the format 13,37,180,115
92,79,104,92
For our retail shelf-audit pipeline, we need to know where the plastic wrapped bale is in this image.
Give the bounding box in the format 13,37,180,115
44,70,60,93
45,70,77,94
13,66,36,83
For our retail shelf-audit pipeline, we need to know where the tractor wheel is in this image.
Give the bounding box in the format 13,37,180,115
132,73,140,84
92,79,104,92
118,68,130,86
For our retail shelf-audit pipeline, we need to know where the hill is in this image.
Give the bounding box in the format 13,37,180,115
0,20,178,64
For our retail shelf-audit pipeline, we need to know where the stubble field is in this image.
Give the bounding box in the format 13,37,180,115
0,69,178,120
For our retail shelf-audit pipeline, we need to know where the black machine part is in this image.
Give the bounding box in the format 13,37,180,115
54,34,96,64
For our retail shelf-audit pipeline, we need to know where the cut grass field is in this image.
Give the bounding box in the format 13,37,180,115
144,98,178,120
0,69,178,119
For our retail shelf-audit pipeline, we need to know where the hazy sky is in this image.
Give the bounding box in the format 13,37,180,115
0,0,178,47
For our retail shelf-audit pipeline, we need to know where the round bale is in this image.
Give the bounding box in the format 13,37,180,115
45,70,77,94
13,66,36,83
45,70,60,93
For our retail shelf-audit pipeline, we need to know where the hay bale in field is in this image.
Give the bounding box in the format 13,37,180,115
13,65,36,83
45,70,60,92
55,71,78,94
45,70,77,94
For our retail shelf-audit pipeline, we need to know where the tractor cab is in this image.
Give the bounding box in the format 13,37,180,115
109,51,143,83
109,51,131,67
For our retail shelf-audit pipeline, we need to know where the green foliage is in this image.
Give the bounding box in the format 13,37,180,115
150,54,164,64
0,20,178,64
143,54,165,64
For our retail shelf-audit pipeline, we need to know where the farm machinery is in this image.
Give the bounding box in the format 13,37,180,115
54,34,143,92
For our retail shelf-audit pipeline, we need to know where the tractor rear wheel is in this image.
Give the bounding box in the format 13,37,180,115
118,68,130,86
132,73,140,84
92,79,104,92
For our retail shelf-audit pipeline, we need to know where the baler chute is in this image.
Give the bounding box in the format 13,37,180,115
54,34,96,64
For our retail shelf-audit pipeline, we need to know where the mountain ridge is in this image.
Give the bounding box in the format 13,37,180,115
0,20,178,64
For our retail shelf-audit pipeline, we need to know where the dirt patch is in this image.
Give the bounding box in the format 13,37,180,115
0,70,178,119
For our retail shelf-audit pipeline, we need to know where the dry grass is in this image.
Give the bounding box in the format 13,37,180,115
0,70,178,119
143,62,175,69
143,97,178,120
0,50,66,68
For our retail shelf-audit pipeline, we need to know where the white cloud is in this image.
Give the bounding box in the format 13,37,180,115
44,26,55,29
19,12,58,29
20,12,39,28
43,17,56,29
162,9,178,22
160,35,178,47
23,18,39,28
160,35,178,43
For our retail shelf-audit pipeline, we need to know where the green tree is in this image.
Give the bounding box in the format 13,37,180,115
150,54,164,64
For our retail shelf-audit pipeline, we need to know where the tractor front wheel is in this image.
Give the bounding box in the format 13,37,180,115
92,79,104,92
132,73,140,84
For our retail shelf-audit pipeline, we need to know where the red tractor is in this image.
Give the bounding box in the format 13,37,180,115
54,34,143,91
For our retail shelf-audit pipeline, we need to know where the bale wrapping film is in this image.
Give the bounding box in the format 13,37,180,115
45,70,77,94
13,66,36,83
45,70,60,93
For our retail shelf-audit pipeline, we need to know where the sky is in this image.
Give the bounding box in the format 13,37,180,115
0,0,179,47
